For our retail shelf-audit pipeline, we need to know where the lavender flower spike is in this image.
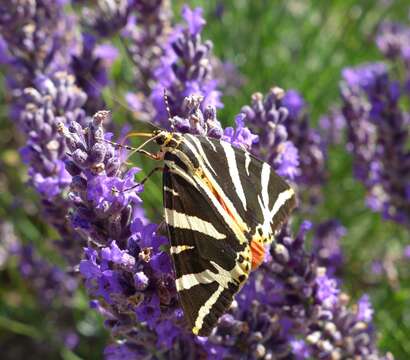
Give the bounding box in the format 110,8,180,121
151,5,222,127
341,62,410,226
81,0,131,38
282,90,327,188
124,0,171,96
18,72,88,263
202,221,391,359
0,0,87,265
58,111,194,355
240,87,300,181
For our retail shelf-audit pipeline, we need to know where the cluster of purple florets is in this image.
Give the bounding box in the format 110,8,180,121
0,1,406,359
341,26,410,226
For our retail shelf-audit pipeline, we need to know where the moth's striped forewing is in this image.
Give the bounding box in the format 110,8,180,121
162,134,296,336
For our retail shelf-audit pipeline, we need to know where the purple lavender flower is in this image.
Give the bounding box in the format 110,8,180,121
201,221,390,359
290,339,311,359
282,90,327,189
313,220,346,275
376,22,410,65
376,22,410,92
357,294,374,323
169,94,257,151
223,113,259,151
122,0,171,120
18,245,77,306
315,269,340,308
15,244,80,350
71,33,118,114
0,0,75,86
58,111,197,354
341,61,410,226
16,72,88,263
181,5,206,36
305,292,393,359
0,0,90,265
150,5,222,128
239,87,327,206
240,88,300,181
319,108,346,145
81,0,132,38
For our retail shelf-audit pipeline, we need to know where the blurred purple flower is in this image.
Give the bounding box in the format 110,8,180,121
0,0,75,82
313,220,346,275
404,245,410,259
320,108,346,145
80,0,131,38
341,60,410,227
357,294,374,323
376,22,410,65
71,33,118,113
181,5,206,35
122,0,171,111
282,90,327,191
282,89,305,118
315,270,339,308
201,221,388,359
151,5,222,127
290,339,310,359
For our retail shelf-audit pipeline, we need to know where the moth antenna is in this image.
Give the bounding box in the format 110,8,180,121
163,88,174,132
98,137,139,152
125,133,162,161
97,133,161,162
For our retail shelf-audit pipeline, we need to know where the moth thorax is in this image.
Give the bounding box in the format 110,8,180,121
154,131,180,148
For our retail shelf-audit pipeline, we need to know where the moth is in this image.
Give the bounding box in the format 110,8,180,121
112,126,296,337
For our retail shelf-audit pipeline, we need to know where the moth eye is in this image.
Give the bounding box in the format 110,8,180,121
238,275,246,282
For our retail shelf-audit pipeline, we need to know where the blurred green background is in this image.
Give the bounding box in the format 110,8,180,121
1,1,409,358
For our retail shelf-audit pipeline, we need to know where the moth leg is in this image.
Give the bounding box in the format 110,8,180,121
156,219,168,237
112,166,163,194
136,149,163,161
140,166,164,185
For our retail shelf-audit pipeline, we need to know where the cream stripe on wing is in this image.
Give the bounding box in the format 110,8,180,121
175,269,215,291
205,137,217,152
185,134,217,175
170,245,195,254
192,285,224,335
244,152,251,176
164,160,197,188
164,186,179,196
260,162,271,209
270,188,294,219
164,208,226,240
193,167,249,244
220,140,247,211
175,260,244,292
